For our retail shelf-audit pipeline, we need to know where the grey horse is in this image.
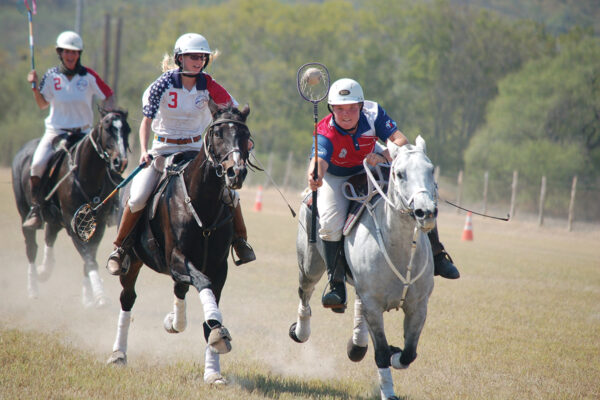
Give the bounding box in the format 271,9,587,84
290,136,437,400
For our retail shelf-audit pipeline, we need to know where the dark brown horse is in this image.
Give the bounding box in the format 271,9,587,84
107,105,253,385
11,109,130,305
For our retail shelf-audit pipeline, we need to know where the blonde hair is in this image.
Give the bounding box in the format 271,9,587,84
160,50,221,73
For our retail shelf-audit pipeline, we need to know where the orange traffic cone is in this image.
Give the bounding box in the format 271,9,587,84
461,211,473,241
253,185,263,212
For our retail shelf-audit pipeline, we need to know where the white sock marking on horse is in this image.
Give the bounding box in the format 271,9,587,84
113,310,131,353
173,296,187,332
378,367,395,399
199,288,222,324
81,276,94,308
87,270,106,305
203,345,221,381
38,245,55,281
353,298,369,347
27,262,38,299
295,302,311,342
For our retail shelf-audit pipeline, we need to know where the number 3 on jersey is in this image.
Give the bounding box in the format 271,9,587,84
168,91,178,108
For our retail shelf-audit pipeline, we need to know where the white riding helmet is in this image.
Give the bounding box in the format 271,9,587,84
174,33,212,56
328,78,364,105
56,31,83,51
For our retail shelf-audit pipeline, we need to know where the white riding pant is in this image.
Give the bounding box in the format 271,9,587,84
127,153,239,213
317,172,356,242
30,127,90,177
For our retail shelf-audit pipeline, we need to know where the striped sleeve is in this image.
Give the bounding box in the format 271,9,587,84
142,71,173,119
85,67,113,98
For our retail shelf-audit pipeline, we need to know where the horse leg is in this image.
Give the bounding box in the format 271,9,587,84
391,302,428,369
199,288,232,355
107,259,143,366
85,260,109,308
22,227,39,299
289,236,325,343
164,282,189,333
362,303,398,400
347,296,369,362
37,223,60,282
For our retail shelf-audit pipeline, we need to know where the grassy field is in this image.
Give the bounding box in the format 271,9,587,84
0,167,599,399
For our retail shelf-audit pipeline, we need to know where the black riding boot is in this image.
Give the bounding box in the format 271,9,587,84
232,203,256,266
321,239,347,312
23,176,44,230
428,226,460,279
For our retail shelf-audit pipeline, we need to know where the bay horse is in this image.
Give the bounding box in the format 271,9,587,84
11,109,130,306
290,136,437,400
107,104,253,385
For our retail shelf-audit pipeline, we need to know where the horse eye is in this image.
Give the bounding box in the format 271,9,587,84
396,171,403,179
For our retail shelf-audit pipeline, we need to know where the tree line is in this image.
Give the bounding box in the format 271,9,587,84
1,0,598,218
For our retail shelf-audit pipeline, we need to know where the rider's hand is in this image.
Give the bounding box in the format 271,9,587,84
365,152,387,166
140,152,153,167
27,70,38,87
308,171,322,191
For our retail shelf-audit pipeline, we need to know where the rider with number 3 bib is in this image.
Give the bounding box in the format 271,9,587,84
307,78,460,312
24,31,114,229
106,33,255,276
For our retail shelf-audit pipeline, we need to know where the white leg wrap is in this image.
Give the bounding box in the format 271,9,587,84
173,296,187,332
88,270,104,299
352,298,369,347
27,262,38,299
295,302,311,342
378,367,395,400
112,310,131,353
199,289,222,324
81,276,94,308
38,245,55,282
203,345,221,381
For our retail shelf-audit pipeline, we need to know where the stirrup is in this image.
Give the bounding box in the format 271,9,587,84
106,247,131,276
231,237,256,266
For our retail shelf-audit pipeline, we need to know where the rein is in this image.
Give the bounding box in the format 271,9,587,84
358,152,435,309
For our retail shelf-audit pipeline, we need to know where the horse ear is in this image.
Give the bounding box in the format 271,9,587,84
208,99,220,117
97,104,108,118
387,140,402,159
415,135,426,152
240,104,250,120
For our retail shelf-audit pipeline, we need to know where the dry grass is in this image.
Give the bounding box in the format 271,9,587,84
1,168,599,399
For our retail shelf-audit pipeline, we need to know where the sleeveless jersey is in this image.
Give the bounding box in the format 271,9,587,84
142,69,237,152
39,66,113,131
314,100,398,176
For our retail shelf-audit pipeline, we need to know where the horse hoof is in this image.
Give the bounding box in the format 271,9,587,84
208,326,232,354
163,312,180,334
346,339,368,362
205,373,228,385
107,350,127,366
289,322,307,343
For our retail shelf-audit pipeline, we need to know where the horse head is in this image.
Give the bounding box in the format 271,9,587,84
95,108,131,174
204,103,251,190
387,135,438,232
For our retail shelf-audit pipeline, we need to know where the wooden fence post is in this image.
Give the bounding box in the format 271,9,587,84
510,170,518,219
103,14,111,81
111,17,122,102
538,176,546,227
483,170,489,215
567,175,577,232
264,152,274,188
434,165,440,184
456,170,463,214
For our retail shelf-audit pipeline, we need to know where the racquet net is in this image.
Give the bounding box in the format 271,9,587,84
72,203,97,242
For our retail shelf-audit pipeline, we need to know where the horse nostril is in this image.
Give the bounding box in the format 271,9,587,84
414,209,424,218
433,208,438,218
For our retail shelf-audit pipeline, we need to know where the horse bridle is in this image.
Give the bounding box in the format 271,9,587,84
87,113,127,174
203,117,250,177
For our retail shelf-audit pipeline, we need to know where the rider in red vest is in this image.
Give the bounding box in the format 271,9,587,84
307,78,460,311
